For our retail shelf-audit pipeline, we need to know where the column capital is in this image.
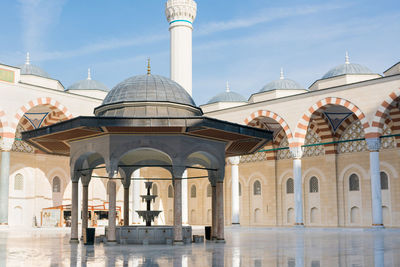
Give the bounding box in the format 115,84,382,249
0,137,14,151
366,138,381,152
227,156,240,165
289,147,303,159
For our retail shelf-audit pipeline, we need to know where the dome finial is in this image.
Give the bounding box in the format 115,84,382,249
226,81,230,92
345,51,350,64
87,68,91,80
26,52,30,65
147,58,151,76
280,67,284,80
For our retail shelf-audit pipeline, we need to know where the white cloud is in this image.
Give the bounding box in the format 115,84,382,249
18,0,66,53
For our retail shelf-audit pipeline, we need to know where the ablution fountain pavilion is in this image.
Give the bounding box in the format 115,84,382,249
22,67,272,245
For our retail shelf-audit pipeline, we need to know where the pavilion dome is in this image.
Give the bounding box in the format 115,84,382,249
19,53,50,78
259,69,303,92
322,53,373,79
95,64,202,117
207,82,247,104
66,69,109,91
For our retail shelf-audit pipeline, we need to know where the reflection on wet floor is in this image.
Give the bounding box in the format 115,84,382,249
1,226,400,266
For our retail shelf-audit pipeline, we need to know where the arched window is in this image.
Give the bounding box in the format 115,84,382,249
14,173,24,191
253,180,261,195
152,183,158,195
207,184,211,198
380,172,388,190
309,176,318,193
190,185,196,198
52,176,61,193
349,174,359,191
239,182,242,197
168,184,173,198
286,178,294,194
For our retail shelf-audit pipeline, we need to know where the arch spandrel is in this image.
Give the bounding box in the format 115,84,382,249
293,97,369,147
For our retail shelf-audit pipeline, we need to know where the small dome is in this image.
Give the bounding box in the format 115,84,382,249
322,53,373,79
19,53,50,78
259,69,303,92
67,69,109,91
95,70,202,117
102,74,196,106
207,82,247,104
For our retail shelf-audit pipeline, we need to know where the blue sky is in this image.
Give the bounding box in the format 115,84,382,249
1,0,399,105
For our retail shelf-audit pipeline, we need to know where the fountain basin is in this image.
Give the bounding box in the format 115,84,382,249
114,225,192,244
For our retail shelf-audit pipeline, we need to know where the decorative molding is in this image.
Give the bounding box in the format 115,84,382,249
366,138,381,151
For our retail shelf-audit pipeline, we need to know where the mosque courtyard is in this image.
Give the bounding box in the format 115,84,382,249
0,226,399,266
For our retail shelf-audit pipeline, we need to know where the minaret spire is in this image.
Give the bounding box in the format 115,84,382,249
147,58,151,75
345,51,350,64
280,68,284,80
87,68,91,80
26,52,30,65
226,81,230,92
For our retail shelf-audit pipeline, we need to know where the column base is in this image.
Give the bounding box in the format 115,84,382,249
211,236,217,241
232,223,240,225
69,238,79,244
216,239,226,243
173,240,184,245
372,224,384,229
294,223,304,228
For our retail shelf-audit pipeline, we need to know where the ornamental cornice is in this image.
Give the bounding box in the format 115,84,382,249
165,0,197,24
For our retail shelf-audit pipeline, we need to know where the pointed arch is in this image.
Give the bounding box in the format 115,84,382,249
293,97,369,147
244,110,293,140
371,88,400,138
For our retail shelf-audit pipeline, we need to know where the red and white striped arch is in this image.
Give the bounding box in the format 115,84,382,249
244,109,293,140
293,97,369,147
10,97,73,137
370,88,400,138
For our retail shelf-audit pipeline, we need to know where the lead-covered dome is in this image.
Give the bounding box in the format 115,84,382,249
207,82,247,104
95,72,202,117
322,53,373,79
19,53,50,78
259,69,303,92
67,69,108,91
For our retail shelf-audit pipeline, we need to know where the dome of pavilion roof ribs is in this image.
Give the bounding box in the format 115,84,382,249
94,67,202,117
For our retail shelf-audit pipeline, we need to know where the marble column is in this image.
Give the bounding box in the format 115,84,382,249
132,169,141,224
216,181,225,242
211,184,218,240
107,180,117,243
70,180,79,243
367,138,383,227
173,177,183,244
0,151,10,225
82,183,89,241
182,170,188,225
229,156,240,225
123,186,129,226
290,147,304,226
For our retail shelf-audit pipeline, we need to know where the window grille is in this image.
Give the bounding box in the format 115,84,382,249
190,185,196,198
349,174,359,191
14,174,24,191
168,185,173,198
253,180,261,195
309,176,319,193
207,184,212,197
380,172,389,190
286,178,294,194
52,176,61,193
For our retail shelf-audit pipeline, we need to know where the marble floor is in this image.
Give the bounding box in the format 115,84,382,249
1,226,400,266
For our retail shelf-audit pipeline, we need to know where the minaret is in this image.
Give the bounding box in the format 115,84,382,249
165,0,197,96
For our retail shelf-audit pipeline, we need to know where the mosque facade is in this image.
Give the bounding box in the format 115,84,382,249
1,0,400,229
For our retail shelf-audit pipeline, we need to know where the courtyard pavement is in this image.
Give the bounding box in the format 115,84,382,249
1,226,400,266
